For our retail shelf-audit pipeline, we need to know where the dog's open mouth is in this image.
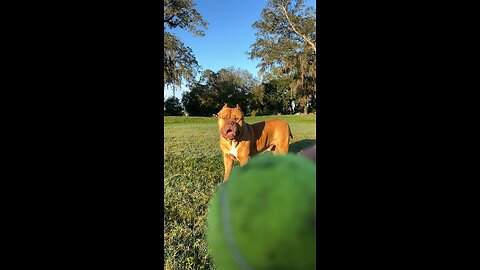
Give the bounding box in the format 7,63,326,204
225,129,238,140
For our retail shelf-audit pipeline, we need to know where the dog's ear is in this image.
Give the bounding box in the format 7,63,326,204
222,103,228,109
236,104,241,110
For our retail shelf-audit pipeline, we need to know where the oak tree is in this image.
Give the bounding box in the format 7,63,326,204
163,0,208,95
249,0,316,113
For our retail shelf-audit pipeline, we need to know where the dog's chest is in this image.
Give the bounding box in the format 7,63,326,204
229,141,238,158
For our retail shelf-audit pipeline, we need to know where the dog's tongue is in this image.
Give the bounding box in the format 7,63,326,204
225,130,235,139
225,130,235,140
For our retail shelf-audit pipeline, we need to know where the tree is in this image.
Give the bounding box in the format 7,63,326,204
164,0,208,95
249,71,293,116
248,0,316,114
275,0,316,52
182,67,256,116
164,0,208,36
164,33,200,90
164,96,184,116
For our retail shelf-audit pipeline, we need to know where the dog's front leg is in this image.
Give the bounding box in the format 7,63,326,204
223,154,234,182
237,154,250,166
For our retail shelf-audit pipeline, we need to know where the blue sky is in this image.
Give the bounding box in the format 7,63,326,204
164,0,316,99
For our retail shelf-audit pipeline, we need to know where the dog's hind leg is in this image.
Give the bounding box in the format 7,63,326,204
272,138,289,154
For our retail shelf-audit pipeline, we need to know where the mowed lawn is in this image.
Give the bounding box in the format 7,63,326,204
164,114,317,270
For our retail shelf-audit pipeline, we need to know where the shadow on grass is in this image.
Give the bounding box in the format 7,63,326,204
289,139,316,154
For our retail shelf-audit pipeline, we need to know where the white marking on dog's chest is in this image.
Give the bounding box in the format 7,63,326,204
229,141,238,158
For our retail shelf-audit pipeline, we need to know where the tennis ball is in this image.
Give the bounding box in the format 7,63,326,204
207,154,316,270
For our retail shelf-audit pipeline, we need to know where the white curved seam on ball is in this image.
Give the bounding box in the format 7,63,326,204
220,185,255,270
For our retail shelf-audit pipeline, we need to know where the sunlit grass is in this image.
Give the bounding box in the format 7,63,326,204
164,114,316,269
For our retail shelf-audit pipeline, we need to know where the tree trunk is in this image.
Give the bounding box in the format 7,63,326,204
289,99,294,115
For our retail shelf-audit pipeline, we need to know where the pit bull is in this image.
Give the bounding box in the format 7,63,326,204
218,104,295,181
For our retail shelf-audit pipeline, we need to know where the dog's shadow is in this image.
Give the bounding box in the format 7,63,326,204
289,139,316,154
234,139,316,167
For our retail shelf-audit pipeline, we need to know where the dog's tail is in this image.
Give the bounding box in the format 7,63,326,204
288,124,300,142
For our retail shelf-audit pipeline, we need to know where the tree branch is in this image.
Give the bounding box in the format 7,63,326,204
279,3,316,52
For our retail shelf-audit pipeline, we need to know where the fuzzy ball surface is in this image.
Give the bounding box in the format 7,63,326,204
207,154,316,270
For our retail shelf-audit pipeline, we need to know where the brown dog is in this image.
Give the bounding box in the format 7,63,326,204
218,104,295,181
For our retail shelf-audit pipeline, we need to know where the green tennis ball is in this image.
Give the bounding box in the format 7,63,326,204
207,154,316,270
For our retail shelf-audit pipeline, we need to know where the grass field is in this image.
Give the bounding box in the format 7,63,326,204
164,114,316,269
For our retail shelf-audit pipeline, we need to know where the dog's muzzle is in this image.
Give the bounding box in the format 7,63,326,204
223,121,240,140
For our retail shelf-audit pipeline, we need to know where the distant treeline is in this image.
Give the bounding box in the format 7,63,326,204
164,66,316,116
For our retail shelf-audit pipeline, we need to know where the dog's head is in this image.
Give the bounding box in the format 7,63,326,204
217,104,245,141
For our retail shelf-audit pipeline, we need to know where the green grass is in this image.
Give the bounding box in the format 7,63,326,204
164,114,316,269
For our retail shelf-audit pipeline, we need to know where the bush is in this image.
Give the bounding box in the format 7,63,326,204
165,96,184,116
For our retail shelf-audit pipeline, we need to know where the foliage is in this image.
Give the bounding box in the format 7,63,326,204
248,0,316,114
165,96,185,116
182,67,256,116
164,33,201,89
164,0,208,90
164,0,208,36
164,114,316,269
249,69,297,116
